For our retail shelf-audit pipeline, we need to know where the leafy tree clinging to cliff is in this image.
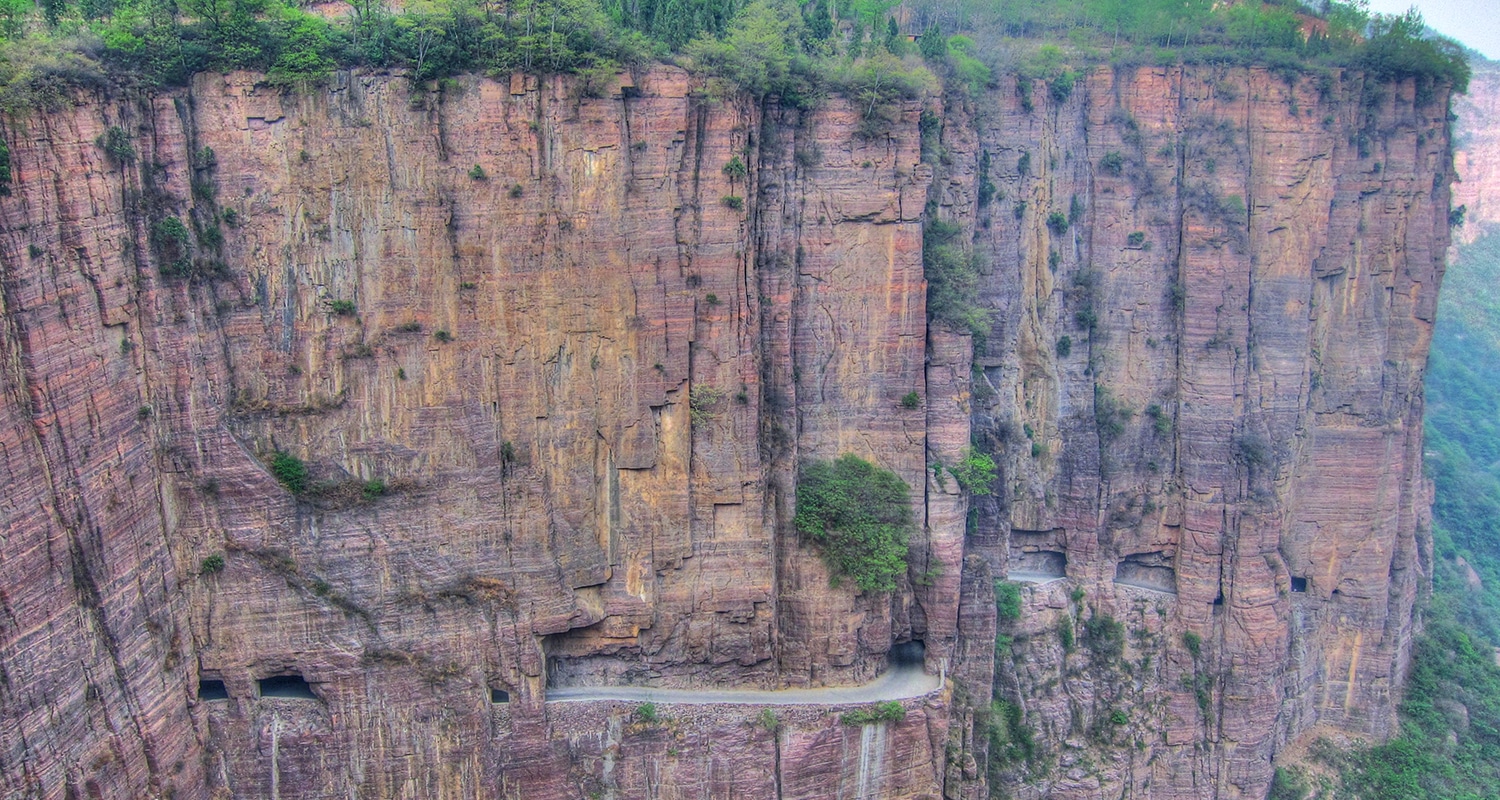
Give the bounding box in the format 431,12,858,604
794,454,914,593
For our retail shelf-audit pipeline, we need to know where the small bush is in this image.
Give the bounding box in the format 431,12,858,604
756,708,780,731
1183,631,1203,659
1016,151,1031,177
900,391,921,409
509,184,524,198
434,330,454,343
1059,616,1075,652
705,293,721,306
329,299,357,316
201,554,226,574
151,217,191,247
722,156,747,180
468,164,488,180
841,701,906,725
1094,385,1132,441
1100,151,1125,176
635,702,660,723
1146,403,1171,435
1083,613,1125,663
1268,767,1310,800
362,479,386,500
397,321,422,333
688,385,726,425
995,580,1023,621
949,448,996,495
97,125,134,164
1127,231,1147,248
501,441,518,463
1046,211,1069,235
270,451,309,494
794,454,913,593
721,194,744,210
1109,709,1129,726
1056,336,1072,357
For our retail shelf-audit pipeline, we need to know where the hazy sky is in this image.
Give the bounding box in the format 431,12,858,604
1365,0,1499,60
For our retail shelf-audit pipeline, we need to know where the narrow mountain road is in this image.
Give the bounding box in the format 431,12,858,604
1008,571,1066,584
546,660,941,706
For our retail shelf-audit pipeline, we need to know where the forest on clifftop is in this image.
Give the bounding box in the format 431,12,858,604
0,0,1471,111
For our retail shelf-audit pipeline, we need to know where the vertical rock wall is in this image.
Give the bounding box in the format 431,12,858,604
0,62,1452,799
939,66,1449,800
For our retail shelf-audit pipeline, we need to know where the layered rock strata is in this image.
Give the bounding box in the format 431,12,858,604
0,62,1452,799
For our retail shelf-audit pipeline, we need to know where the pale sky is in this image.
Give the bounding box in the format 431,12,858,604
1365,0,1500,60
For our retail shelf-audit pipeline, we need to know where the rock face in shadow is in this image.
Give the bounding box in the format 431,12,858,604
0,63,1451,799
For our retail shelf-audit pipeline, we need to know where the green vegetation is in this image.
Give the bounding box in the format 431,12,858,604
948,447,996,495
328,299,357,315
1315,620,1500,799
924,218,985,337
840,700,905,724
794,453,913,593
0,0,1467,116
269,450,308,493
467,164,487,180
1308,219,1500,797
900,390,921,409
200,553,226,573
1182,630,1202,659
688,384,725,425
634,702,660,723
994,580,1022,621
1082,612,1124,663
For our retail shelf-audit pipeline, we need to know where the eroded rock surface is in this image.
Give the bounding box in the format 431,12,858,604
0,63,1451,799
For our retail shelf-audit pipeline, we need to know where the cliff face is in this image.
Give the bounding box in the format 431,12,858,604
0,62,1451,800
1453,59,1500,240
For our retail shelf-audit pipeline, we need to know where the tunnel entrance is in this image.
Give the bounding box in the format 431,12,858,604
197,679,229,701
1114,552,1178,594
889,641,925,667
1290,576,1308,593
490,688,510,704
1009,550,1067,582
259,675,317,700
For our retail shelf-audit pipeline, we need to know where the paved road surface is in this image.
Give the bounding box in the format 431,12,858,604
1112,578,1177,595
547,660,940,705
1008,571,1066,584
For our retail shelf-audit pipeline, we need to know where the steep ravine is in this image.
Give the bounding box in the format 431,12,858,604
0,63,1452,799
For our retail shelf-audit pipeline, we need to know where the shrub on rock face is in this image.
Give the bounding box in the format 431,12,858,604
794,454,913,593
270,451,309,493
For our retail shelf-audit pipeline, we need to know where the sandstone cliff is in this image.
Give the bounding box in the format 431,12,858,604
0,62,1452,799
1453,58,1500,240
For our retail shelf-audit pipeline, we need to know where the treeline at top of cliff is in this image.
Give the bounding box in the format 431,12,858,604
0,0,1470,110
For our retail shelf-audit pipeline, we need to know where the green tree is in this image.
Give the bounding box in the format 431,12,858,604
794,453,914,593
684,0,797,97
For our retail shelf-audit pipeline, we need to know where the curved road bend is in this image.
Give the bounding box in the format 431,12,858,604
547,661,941,706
